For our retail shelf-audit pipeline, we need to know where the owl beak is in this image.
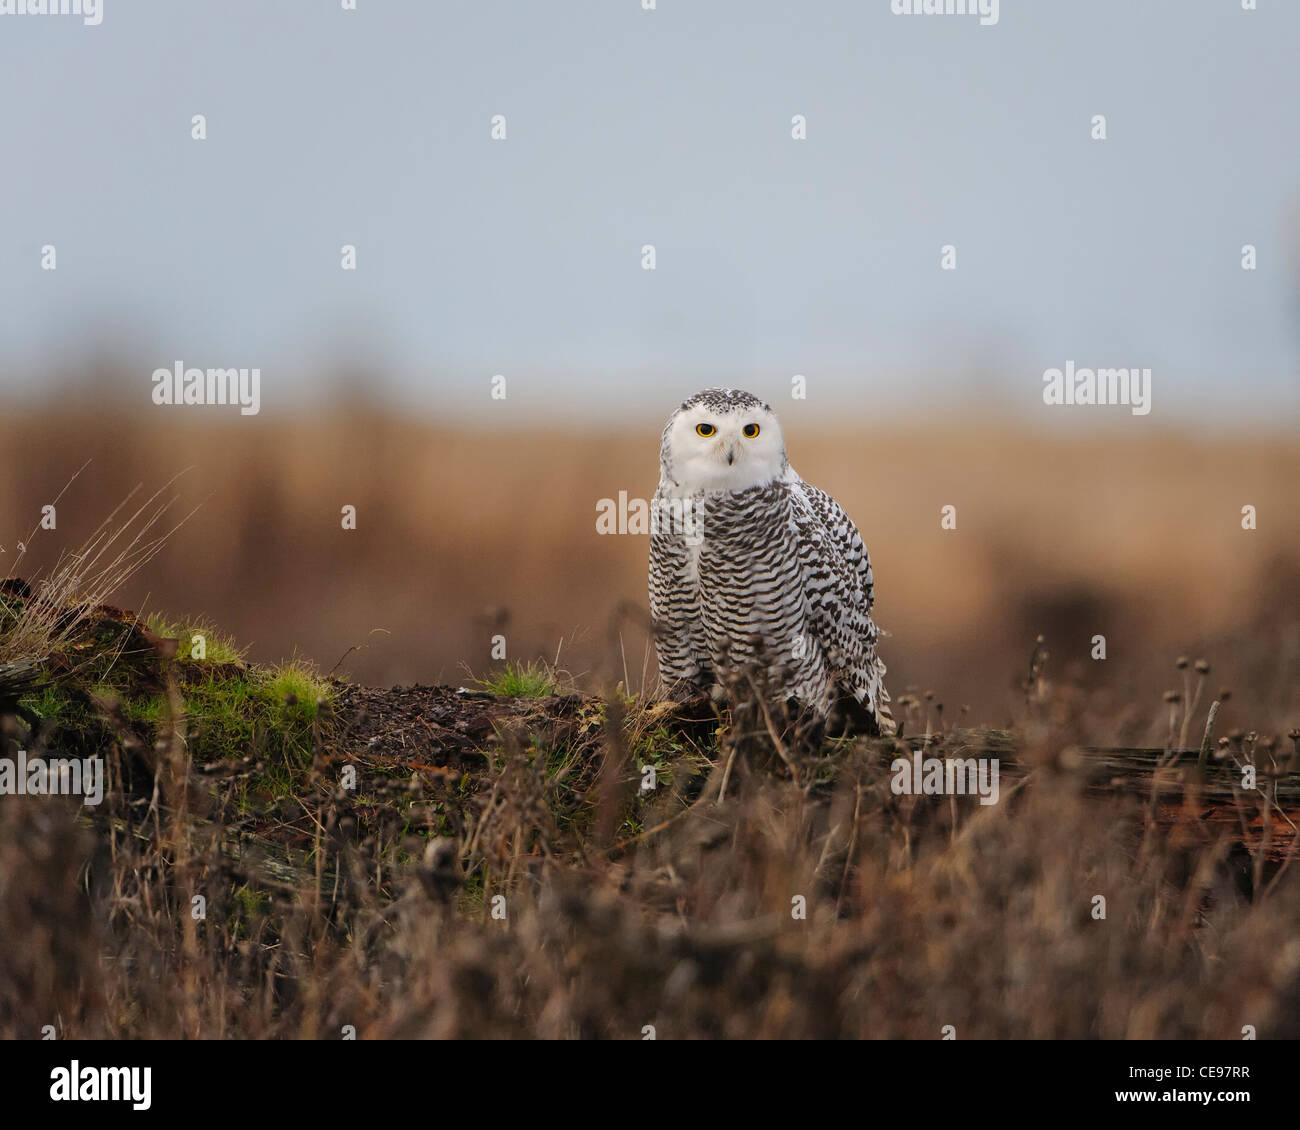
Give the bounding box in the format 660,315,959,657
725,445,735,465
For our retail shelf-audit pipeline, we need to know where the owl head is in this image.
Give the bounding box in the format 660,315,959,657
659,388,789,493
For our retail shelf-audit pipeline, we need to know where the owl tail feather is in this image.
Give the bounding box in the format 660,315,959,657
873,665,897,738
830,658,895,739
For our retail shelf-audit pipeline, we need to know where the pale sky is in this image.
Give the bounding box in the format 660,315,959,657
1,0,1297,426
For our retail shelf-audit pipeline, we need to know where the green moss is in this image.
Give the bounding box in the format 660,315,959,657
21,682,80,722
13,603,339,799
180,672,257,760
256,661,331,725
478,659,564,698
144,613,246,665
168,660,336,794
123,694,166,724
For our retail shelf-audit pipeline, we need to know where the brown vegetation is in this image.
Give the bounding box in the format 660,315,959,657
2,402,1298,1039
2,404,1297,744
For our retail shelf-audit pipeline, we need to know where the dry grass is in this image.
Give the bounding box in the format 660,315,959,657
2,400,1298,1039
0,468,191,679
2,649,1298,1040
0,400,1294,1035
1,404,1297,739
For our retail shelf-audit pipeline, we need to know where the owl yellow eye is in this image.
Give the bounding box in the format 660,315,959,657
742,423,760,438
696,423,716,437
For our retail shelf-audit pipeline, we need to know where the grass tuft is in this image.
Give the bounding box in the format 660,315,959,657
0,471,194,669
478,658,569,698
143,613,246,665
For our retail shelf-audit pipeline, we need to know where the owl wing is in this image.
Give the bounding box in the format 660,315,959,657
787,479,893,734
649,487,710,690
792,481,875,612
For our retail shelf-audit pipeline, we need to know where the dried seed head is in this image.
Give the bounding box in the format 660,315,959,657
1194,659,1210,674
1163,691,1181,703
1176,656,1189,670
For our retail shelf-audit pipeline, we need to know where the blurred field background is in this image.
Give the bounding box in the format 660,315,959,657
6,3,1300,1050
4,5,1300,743
3,394,1297,743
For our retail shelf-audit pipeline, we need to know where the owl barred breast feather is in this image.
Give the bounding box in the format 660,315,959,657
648,388,895,738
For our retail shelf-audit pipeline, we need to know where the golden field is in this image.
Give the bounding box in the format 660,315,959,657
2,403,1297,740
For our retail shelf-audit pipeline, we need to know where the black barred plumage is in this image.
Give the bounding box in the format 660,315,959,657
649,388,894,736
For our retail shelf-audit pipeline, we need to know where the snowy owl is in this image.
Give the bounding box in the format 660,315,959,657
648,388,894,738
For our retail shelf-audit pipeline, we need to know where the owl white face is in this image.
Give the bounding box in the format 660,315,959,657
661,396,788,493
